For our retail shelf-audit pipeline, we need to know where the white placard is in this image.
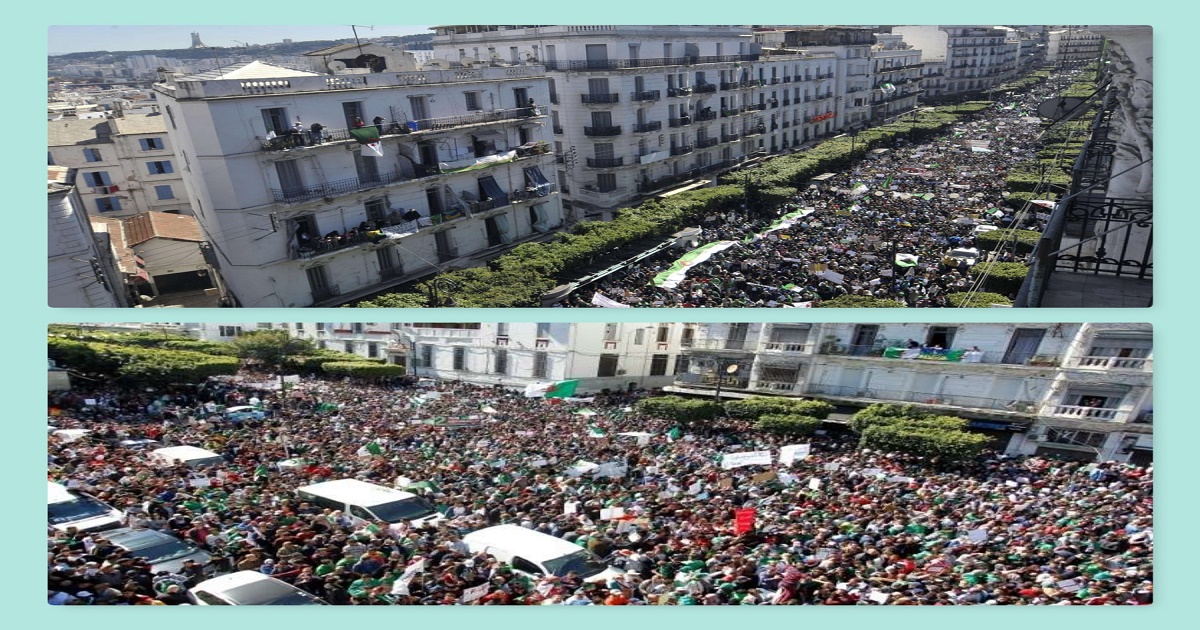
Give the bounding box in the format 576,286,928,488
84,399,97,406
779,444,812,466
564,501,578,515
462,583,489,603
721,450,773,469
967,528,988,543
808,478,821,491
823,463,841,472
599,507,626,520
687,481,704,495
887,476,914,484
868,590,890,604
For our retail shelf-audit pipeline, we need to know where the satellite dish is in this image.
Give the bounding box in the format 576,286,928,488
1036,97,1087,123
327,60,347,73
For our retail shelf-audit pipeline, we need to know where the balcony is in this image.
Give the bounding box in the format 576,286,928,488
633,121,663,133
293,230,387,260
635,159,734,193
721,133,740,142
744,125,767,137
586,157,625,168
752,380,797,392
574,185,628,205
584,125,622,137
581,93,620,104
696,137,718,149
1045,404,1123,422
721,108,741,117
770,77,781,85
670,144,694,156
667,87,693,97
632,90,661,102
272,169,422,204
668,117,692,128
311,284,341,303
257,107,542,152
695,110,717,122
747,103,767,111
684,338,751,352
1070,356,1152,370
676,373,751,389
694,83,718,93
549,93,560,105
805,384,1038,414
542,54,760,72
436,247,459,263
719,81,739,90
763,342,808,353
781,99,791,106
553,125,563,134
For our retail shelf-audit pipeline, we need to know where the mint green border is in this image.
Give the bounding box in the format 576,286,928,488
23,6,1189,630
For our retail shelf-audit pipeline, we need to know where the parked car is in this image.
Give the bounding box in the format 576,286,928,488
188,571,328,605
47,481,124,534
102,527,213,574
942,247,980,268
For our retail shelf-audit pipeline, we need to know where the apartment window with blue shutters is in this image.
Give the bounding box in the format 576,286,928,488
95,197,122,213
154,185,174,200
83,172,112,187
139,138,165,151
147,161,173,175
83,148,102,162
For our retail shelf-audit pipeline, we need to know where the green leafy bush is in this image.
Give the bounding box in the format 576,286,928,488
850,404,985,464
815,295,906,308
974,229,1042,255
635,395,721,424
319,362,405,378
968,262,1030,295
754,414,823,436
946,292,1014,307
724,397,834,420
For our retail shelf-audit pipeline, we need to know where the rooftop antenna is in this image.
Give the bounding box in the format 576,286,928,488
350,25,374,55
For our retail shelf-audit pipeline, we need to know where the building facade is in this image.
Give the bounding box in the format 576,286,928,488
668,322,1152,463
1047,27,1105,67
153,59,564,307
48,166,129,307
867,33,924,122
430,26,878,217
48,112,193,218
892,25,1020,98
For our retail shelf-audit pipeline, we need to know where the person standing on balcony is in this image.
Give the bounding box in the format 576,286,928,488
309,122,326,145
373,116,386,135
352,116,366,129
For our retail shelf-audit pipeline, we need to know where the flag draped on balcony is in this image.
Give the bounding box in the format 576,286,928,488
523,379,581,398
350,126,385,158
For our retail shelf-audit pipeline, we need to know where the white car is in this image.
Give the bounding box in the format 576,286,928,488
972,224,999,237
942,247,980,268
188,571,327,605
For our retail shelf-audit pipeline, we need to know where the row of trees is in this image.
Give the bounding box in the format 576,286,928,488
47,328,404,388
633,395,990,464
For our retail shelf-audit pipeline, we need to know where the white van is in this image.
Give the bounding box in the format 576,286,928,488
150,446,225,469
189,571,327,605
463,524,621,583
47,481,124,534
295,479,443,528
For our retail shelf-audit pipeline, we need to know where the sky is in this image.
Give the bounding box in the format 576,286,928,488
47,25,433,55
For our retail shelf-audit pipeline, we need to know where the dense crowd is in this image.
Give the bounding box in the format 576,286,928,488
563,71,1089,308
48,372,1152,605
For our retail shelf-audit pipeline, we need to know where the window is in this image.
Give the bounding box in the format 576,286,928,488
673,355,689,375
154,185,174,200
657,325,670,343
536,323,551,338
496,323,509,337
532,351,548,378
494,349,508,375
219,326,242,337
368,343,378,358
420,345,433,368
354,151,380,183
511,557,543,576
316,322,325,331
318,341,327,350
138,138,165,151
680,326,695,347
83,171,112,187
83,148,102,162
344,342,354,353
453,347,466,371
377,246,401,275
295,323,304,331
365,199,387,225
353,323,364,334
147,160,173,175
633,329,645,345
1044,427,1107,448
94,197,122,213
650,354,668,376
465,91,482,111
925,326,957,349
1002,328,1046,364
597,173,617,192
598,354,619,377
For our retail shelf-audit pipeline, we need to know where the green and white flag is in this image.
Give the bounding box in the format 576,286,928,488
523,380,581,398
652,241,740,288
895,253,920,268
587,425,607,438
349,126,384,158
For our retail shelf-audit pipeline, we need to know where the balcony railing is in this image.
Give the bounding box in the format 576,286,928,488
676,373,750,389
293,230,385,260
763,342,808,353
721,108,741,117
633,121,663,133
436,248,459,263
586,157,625,168
683,338,750,351
719,81,739,90
1046,404,1122,422
635,159,735,193
695,110,717,121
696,137,719,148
581,93,620,104
667,87,693,97
670,144,694,156
272,169,417,203
721,133,740,142
752,380,797,392
584,125,622,136
804,384,1038,413
553,126,564,134
311,284,341,303
668,117,692,127
632,90,661,101
258,108,542,152
747,103,767,111
744,125,767,137
575,185,628,203
542,54,760,71
694,83,717,93
1071,356,1152,370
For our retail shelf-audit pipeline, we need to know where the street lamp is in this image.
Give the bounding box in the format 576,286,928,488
712,361,740,403
426,278,459,308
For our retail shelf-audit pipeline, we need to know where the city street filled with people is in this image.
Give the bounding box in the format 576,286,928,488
563,72,1087,308
48,371,1152,605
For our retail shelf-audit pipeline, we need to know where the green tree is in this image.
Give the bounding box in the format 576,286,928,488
754,414,823,436
228,330,316,371
635,396,721,425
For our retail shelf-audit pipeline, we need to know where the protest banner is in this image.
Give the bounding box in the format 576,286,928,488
721,451,773,469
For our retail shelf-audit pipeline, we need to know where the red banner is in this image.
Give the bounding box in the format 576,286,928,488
809,112,836,123
734,508,757,534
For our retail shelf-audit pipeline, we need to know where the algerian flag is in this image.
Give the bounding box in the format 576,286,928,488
587,425,607,438
667,427,683,441
253,464,269,478
880,82,896,94
895,253,920,267
849,182,869,198
574,408,599,417
523,380,581,398
350,126,384,158
366,441,383,456
883,175,894,189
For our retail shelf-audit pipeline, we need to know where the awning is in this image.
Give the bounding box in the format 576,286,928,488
478,176,509,207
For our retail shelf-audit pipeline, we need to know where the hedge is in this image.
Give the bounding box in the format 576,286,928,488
319,362,405,378
860,423,989,464
849,404,968,434
974,229,1042,255
282,350,385,372
724,397,834,420
754,414,823,436
946,292,1014,308
634,396,721,424
968,262,1030,295
815,295,906,308
48,337,239,387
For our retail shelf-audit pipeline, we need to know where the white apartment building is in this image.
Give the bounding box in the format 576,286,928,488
867,33,924,122
892,26,1020,98
48,112,193,217
430,26,873,217
48,166,129,307
152,59,564,307
1047,27,1105,67
400,322,687,393
668,322,1151,463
